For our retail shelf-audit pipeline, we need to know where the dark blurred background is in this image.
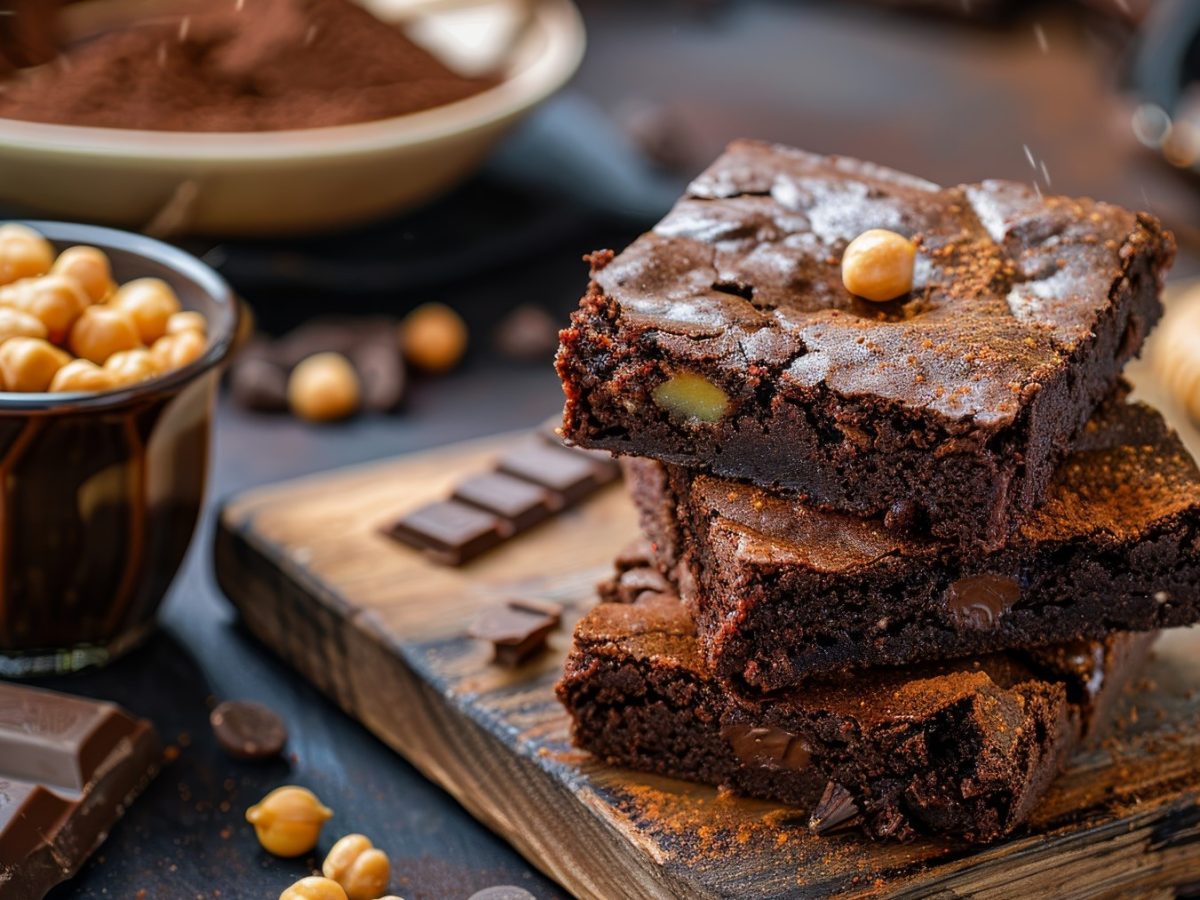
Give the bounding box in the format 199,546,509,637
23,0,1200,896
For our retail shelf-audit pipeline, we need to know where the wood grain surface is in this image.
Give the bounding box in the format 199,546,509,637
215,393,1200,899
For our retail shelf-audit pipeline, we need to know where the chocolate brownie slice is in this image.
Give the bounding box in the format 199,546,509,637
558,567,1155,843
557,140,1174,550
625,394,1200,693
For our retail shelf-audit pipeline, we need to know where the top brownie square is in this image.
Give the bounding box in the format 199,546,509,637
557,140,1174,549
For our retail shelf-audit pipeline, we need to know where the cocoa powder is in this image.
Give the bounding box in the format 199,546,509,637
0,0,498,131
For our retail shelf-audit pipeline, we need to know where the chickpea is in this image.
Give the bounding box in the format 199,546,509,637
841,228,917,302
288,352,361,422
1,274,90,343
151,329,207,372
112,277,181,344
165,310,207,336
246,786,332,858
0,307,47,343
0,337,71,392
49,358,118,393
399,302,467,373
0,224,54,286
103,348,159,387
51,245,115,303
322,834,391,900
279,877,349,900
69,306,143,365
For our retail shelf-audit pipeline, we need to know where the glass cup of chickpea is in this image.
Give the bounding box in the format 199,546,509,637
0,222,238,675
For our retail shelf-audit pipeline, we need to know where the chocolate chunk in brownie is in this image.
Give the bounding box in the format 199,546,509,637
624,394,1200,694
557,580,1156,843
557,140,1174,550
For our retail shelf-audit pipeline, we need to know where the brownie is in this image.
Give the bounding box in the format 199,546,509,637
625,393,1200,694
558,567,1156,843
557,140,1174,549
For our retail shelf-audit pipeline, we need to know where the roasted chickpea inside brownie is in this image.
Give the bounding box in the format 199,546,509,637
0,224,210,392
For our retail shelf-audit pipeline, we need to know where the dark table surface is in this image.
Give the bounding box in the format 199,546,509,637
27,1,1200,897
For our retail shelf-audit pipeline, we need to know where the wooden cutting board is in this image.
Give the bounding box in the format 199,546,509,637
214,423,1200,900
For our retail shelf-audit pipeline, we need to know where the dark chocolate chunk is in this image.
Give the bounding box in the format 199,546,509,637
808,782,862,835
385,500,505,565
349,334,407,413
498,439,616,504
720,724,811,772
494,305,560,363
946,574,1021,630
275,318,375,368
453,471,559,530
468,601,558,667
229,355,290,412
210,700,288,761
0,682,160,898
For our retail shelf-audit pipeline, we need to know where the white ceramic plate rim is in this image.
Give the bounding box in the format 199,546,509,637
0,0,584,162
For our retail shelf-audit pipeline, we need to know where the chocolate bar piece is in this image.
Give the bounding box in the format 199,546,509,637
453,472,560,529
626,394,1200,693
384,424,620,566
558,560,1156,843
469,600,561,666
385,500,505,565
0,682,160,898
497,439,618,506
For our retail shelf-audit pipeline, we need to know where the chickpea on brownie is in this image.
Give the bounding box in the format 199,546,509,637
0,224,210,393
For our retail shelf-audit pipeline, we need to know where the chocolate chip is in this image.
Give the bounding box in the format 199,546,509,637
210,700,288,760
808,782,861,835
468,888,537,900
947,574,1020,630
468,601,559,667
494,305,560,363
384,500,505,565
719,723,811,772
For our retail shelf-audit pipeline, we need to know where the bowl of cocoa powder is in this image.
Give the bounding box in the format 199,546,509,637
0,0,585,235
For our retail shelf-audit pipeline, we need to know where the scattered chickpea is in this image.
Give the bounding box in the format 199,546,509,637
0,224,54,286
245,786,333,858
0,307,48,343
166,310,207,336
113,277,181,344
69,305,143,365
51,245,116,303
399,302,467,373
841,228,917,302
103,348,160,387
151,328,206,371
279,877,349,900
288,352,361,422
0,337,71,392
322,834,391,900
49,358,118,393
2,274,90,343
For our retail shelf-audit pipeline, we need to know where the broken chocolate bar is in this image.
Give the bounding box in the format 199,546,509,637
0,682,160,898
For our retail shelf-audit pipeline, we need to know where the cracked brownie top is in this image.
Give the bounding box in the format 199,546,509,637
589,139,1173,427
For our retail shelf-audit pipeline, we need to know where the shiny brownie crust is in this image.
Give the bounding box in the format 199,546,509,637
557,140,1174,550
626,395,1200,694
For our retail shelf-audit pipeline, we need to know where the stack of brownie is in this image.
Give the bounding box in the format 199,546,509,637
554,140,1200,843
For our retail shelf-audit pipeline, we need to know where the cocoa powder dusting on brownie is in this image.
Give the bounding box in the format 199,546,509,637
0,0,498,131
